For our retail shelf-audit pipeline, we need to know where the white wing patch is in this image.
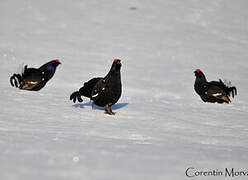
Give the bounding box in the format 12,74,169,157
212,93,222,97
92,86,105,98
92,93,99,98
29,81,38,85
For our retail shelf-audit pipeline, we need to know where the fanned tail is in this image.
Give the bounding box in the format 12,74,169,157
70,77,102,103
220,79,237,98
79,77,103,98
70,91,83,103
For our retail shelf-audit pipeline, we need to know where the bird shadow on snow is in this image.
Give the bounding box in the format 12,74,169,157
72,102,129,111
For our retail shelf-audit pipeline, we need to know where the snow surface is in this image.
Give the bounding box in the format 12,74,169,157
1,0,248,179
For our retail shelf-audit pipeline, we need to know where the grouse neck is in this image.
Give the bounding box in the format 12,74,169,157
196,73,207,83
107,63,121,76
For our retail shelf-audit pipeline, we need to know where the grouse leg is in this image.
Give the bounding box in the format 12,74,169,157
104,105,114,115
104,105,108,114
91,101,95,109
108,106,116,115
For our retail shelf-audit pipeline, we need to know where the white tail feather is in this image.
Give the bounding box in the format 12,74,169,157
16,63,25,75
223,79,232,87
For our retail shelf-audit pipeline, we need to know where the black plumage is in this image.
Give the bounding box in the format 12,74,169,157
70,59,122,115
10,59,61,91
194,69,237,103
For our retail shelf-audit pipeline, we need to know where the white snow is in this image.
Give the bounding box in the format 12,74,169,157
0,0,248,180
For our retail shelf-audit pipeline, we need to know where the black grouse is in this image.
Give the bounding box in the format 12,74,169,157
10,59,61,91
70,59,122,115
194,69,237,103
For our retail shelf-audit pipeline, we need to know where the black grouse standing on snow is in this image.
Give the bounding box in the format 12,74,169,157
194,69,237,103
70,59,122,115
10,59,61,91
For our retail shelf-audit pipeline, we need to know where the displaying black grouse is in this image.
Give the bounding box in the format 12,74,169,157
70,59,122,115
10,59,61,91
194,69,237,103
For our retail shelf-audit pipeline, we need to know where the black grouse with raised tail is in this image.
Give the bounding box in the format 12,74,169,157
70,59,122,115
10,59,61,91
194,69,237,103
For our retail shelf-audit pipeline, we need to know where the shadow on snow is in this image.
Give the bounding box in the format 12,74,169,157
72,102,128,110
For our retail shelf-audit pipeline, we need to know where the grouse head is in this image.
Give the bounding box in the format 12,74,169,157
194,69,207,82
39,59,61,70
108,59,122,75
50,59,61,68
39,59,61,81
